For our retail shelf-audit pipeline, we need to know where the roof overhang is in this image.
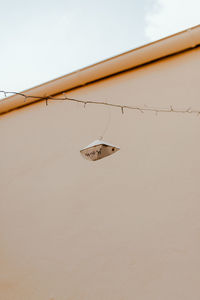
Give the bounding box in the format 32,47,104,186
0,25,200,115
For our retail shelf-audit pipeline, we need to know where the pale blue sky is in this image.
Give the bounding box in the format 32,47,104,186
0,0,199,92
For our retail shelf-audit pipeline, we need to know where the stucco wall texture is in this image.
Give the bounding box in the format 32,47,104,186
0,47,200,300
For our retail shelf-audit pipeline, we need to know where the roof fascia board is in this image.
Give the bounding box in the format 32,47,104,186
0,25,200,115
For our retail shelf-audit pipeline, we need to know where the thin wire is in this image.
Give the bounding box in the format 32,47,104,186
99,105,111,140
1,90,200,116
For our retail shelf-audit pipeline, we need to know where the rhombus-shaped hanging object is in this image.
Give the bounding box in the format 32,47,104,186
80,140,120,161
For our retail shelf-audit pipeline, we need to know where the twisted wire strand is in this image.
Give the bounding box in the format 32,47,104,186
1,90,200,116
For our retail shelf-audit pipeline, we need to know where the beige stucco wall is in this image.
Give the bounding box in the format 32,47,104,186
0,47,200,300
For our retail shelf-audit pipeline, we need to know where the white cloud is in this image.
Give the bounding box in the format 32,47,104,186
145,0,200,41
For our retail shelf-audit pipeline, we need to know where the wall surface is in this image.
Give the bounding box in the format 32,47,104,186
0,47,200,300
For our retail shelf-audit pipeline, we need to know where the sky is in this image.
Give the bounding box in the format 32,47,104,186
0,0,199,93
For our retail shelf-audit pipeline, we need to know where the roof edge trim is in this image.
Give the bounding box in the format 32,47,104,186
1,25,200,115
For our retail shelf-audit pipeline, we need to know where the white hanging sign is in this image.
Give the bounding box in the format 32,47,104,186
80,140,120,161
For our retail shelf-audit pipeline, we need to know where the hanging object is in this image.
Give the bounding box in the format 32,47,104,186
80,140,120,161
